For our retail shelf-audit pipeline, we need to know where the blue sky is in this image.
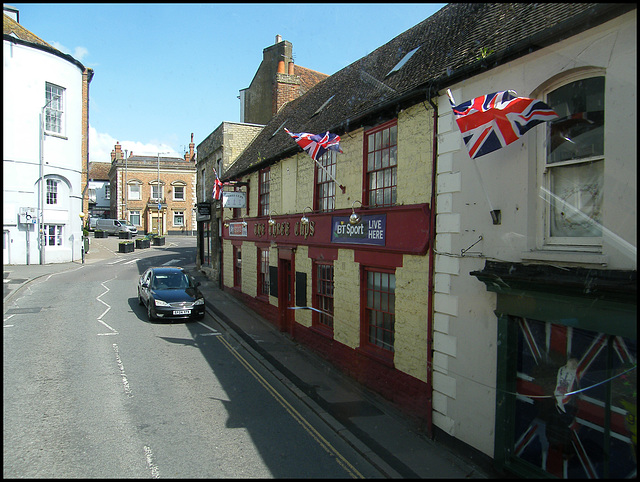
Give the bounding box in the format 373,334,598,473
9,3,446,163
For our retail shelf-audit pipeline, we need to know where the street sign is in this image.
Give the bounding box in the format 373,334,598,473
19,207,37,224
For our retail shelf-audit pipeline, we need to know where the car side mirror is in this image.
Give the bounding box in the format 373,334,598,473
142,282,149,288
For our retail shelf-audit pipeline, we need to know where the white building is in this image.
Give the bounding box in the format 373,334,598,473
3,5,93,264
434,6,636,478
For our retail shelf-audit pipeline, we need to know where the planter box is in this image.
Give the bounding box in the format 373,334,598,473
135,238,150,249
119,242,134,253
152,236,165,246
94,230,108,238
119,231,132,239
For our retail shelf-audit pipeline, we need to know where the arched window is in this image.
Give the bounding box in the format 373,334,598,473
537,70,605,251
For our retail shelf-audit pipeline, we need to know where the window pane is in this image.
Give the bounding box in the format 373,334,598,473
547,77,605,164
549,160,603,237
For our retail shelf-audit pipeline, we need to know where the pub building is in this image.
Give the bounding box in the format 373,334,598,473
210,4,636,478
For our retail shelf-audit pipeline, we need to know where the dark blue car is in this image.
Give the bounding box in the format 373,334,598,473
138,267,205,321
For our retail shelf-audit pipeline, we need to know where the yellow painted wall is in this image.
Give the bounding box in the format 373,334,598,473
397,103,433,205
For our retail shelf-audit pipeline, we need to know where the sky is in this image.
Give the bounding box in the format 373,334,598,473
9,3,447,163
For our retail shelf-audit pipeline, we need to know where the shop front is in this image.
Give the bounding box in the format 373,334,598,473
221,202,433,421
473,262,637,479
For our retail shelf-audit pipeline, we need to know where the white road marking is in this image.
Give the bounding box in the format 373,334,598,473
96,278,118,335
144,445,160,478
112,343,132,398
107,259,125,265
124,258,140,265
161,259,182,266
197,322,221,336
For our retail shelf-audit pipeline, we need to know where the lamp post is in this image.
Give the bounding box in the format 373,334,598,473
38,93,61,265
157,151,169,235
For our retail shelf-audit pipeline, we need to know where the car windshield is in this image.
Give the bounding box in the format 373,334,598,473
119,220,133,227
152,273,191,290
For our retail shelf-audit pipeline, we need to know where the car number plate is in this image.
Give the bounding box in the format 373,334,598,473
173,310,191,315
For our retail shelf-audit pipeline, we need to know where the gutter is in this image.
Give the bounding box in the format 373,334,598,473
424,87,438,438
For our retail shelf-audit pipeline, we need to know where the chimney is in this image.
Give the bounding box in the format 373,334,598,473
277,60,285,74
275,34,282,44
189,133,195,161
114,142,122,160
288,61,295,75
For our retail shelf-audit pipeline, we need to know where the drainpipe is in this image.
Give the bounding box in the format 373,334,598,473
424,87,439,438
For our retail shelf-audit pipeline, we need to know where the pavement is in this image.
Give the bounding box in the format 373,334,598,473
4,235,500,479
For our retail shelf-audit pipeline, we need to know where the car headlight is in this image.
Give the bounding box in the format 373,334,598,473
193,298,204,306
154,299,171,307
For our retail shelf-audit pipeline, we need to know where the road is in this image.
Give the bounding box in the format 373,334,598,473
3,237,384,478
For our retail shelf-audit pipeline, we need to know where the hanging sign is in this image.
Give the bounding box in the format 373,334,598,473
223,192,246,209
331,214,386,246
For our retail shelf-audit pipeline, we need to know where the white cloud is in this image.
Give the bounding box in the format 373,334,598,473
89,126,180,163
48,41,88,62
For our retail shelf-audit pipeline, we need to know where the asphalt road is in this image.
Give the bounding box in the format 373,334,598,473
3,237,385,478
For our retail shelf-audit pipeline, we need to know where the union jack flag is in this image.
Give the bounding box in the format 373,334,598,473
212,169,223,201
284,128,343,161
450,90,558,159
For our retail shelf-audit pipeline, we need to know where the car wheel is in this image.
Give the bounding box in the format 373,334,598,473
147,302,155,321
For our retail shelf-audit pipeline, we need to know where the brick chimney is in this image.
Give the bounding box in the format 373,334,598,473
184,133,195,162
111,142,123,162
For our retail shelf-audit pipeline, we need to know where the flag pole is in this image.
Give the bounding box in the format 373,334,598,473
448,89,500,224
312,157,346,193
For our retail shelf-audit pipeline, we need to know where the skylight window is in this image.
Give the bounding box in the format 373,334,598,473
272,120,287,138
386,47,420,76
311,95,335,117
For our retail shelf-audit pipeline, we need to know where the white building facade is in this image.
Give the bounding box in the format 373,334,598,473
433,9,636,478
3,8,92,264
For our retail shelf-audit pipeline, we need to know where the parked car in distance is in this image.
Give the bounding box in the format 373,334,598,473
95,218,138,236
138,267,205,321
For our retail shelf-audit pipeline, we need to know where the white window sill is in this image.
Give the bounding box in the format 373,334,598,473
521,250,608,266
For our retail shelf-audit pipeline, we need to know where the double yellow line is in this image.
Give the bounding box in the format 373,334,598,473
216,335,364,479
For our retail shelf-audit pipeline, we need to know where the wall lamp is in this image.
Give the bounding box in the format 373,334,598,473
349,200,363,225
268,210,279,226
300,207,313,226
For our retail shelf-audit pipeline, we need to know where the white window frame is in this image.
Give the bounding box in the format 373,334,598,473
129,210,141,226
45,224,63,246
151,182,163,201
45,83,65,135
173,211,184,227
46,178,58,205
128,182,141,201
536,68,605,253
172,184,185,201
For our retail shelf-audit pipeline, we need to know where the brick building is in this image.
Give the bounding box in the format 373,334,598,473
108,135,197,235
196,35,329,279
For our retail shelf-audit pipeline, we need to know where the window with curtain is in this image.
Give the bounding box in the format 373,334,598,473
543,75,604,248
128,183,141,200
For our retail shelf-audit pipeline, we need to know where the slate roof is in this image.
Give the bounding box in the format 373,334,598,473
222,2,634,181
3,12,91,74
3,12,52,48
